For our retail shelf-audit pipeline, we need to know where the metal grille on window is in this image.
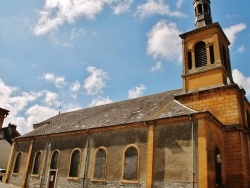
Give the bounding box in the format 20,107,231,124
195,41,207,68
123,147,138,181
93,148,106,180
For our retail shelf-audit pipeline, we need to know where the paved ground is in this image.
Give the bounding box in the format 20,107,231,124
0,181,19,188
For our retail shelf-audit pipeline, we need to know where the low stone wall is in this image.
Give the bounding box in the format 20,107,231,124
8,174,23,187
154,182,197,188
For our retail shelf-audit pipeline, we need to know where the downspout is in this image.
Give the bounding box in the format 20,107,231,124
3,141,16,183
22,138,34,188
189,114,195,188
40,135,50,188
83,129,90,188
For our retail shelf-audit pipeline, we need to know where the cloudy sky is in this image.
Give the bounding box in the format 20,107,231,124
0,0,249,134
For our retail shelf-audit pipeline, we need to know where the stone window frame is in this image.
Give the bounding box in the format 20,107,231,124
50,149,60,170
92,146,108,182
13,151,22,175
121,144,140,184
68,148,81,180
31,150,42,177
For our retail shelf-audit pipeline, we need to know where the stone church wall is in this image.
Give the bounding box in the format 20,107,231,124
88,127,148,187
8,140,31,187
153,121,194,187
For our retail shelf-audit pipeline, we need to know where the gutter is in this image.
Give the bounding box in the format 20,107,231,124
40,135,50,187
189,114,196,188
83,129,90,188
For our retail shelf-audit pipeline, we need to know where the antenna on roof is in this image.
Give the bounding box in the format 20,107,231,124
58,105,61,115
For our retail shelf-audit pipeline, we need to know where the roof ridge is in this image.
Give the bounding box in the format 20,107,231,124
174,100,197,113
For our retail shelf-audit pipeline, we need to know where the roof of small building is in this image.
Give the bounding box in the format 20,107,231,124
21,89,196,138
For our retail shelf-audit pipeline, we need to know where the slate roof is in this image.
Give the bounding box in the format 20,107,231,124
21,89,196,138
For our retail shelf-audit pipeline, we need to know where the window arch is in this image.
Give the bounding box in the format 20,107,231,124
93,147,107,180
50,150,60,170
13,152,22,174
195,41,207,68
69,149,81,178
122,146,139,181
32,151,42,175
197,4,202,14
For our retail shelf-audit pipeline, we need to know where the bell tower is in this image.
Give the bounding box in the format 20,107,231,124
194,0,212,29
180,0,234,93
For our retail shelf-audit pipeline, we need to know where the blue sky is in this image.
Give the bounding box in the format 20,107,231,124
0,0,249,134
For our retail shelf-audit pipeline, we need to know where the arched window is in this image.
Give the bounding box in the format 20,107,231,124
32,151,42,175
69,149,80,177
204,4,209,14
13,152,22,174
93,147,107,180
50,150,60,170
195,41,207,68
215,147,222,186
123,146,139,181
197,4,202,14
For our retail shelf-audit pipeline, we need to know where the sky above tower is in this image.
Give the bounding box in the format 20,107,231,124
0,0,249,134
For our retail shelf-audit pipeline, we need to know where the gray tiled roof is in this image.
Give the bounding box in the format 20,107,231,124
21,89,196,138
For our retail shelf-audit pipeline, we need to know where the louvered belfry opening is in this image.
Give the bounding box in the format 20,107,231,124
195,41,207,68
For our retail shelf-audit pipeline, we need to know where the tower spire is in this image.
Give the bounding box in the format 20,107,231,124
193,0,213,29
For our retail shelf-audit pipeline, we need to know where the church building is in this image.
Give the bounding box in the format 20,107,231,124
3,0,250,187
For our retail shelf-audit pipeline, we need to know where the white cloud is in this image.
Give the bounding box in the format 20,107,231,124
237,45,245,53
224,23,247,46
49,28,86,47
147,20,182,63
43,90,60,106
70,80,81,99
42,73,66,88
70,80,81,92
112,0,133,15
34,0,122,36
0,78,84,134
135,0,186,18
0,79,44,133
232,69,250,96
0,79,17,101
0,79,42,114
176,0,184,9
89,96,113,107
70,28,86,40
128,84,146,99
26,105,58,127
151,61,162,72
84,66,110,95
